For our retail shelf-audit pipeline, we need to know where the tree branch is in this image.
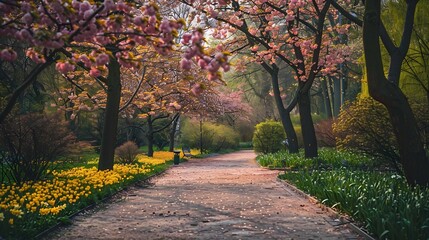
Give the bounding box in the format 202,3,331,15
0,54,56,124
119,66,147,112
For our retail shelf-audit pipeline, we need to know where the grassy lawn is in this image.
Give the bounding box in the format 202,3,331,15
257,148,429,240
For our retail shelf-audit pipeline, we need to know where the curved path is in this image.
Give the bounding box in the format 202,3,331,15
47,150,359,239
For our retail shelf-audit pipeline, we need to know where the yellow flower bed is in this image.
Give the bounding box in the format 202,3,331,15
189,149,200,156
0,153,169,227
138,151,174,165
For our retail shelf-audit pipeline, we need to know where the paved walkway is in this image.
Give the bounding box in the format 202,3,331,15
47,150,359,239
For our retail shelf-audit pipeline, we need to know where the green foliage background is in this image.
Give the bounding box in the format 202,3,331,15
181,119,240,153
252,120,286,154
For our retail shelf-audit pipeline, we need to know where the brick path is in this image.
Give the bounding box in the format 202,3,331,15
46,150,359,239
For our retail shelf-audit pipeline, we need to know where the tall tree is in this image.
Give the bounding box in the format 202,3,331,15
184,0,352,157
333,0,429,185
0,0,229,170
362,0,429,186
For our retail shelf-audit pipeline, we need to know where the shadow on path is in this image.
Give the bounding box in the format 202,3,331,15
46,150,359,240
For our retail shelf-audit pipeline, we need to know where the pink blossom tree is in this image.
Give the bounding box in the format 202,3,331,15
0,0,228,170
183,0,351,157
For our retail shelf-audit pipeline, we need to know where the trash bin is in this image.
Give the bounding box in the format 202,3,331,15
173,150,181,165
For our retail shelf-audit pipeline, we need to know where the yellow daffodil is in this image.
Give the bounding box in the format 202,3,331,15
0,151,171,226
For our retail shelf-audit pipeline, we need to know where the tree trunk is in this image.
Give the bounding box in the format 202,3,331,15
169,114,180,152
332,76,341,117
298,87,318,158
98,57,121,171
269,65,299,153
386,97,429,184
321,77,333,118
363,0,429,186
147,115,154,157
281,113,299,153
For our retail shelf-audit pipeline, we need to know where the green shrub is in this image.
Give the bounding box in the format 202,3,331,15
257,148,374,170
61,140,95,163
252,120,286,154
333,98,429,173
0,113,77,185
291,114,324,125
257,150,313,170
181,120,240,153
153,129,169,151
281,170,429,240
239,142,253,149
115,141,139,164
333,98,399,171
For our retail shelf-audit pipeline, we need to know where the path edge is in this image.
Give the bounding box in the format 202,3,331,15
277,178,375,240
35,167,169,239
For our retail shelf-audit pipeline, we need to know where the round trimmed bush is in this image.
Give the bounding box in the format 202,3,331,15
252,120,286,154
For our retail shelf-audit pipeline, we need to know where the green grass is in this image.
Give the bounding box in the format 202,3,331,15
55,151,100,170
280,170,429,239
257,148,375,170
257,148,429,239
239,142,253,149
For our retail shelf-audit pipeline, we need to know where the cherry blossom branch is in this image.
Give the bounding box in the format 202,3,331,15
301,0,331,93
58,48,108,90
331,1,363,26
152,113,180,133
63,75,98,105
119,66,147,112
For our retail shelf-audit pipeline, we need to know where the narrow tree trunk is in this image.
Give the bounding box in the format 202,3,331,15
321,77,333,118
332,76,341,117
386,97,429,185
269,65,299,153
169,114,180,152
98,57,121,171
199,120,203,154
363,0,429,186
281,114,299,153
147,115,154,157
298,88,318,158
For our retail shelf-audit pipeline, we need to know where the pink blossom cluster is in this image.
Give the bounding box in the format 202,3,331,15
0,1,182,72
168,101,182,110
196,0,351,81
1,0,231,93
191,83,204,96
0,48,17,62
56,62,75,75
180,30,230,82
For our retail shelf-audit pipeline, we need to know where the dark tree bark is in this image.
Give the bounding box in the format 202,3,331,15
298,83,318,158
98,57,121,171
147,115,154,157
262,63,299,153
363,0,429,186
169,114,180,152
321,77,333,118
146,113,179,157
288,1,330,158
332,76,342,117
270,67,299,153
